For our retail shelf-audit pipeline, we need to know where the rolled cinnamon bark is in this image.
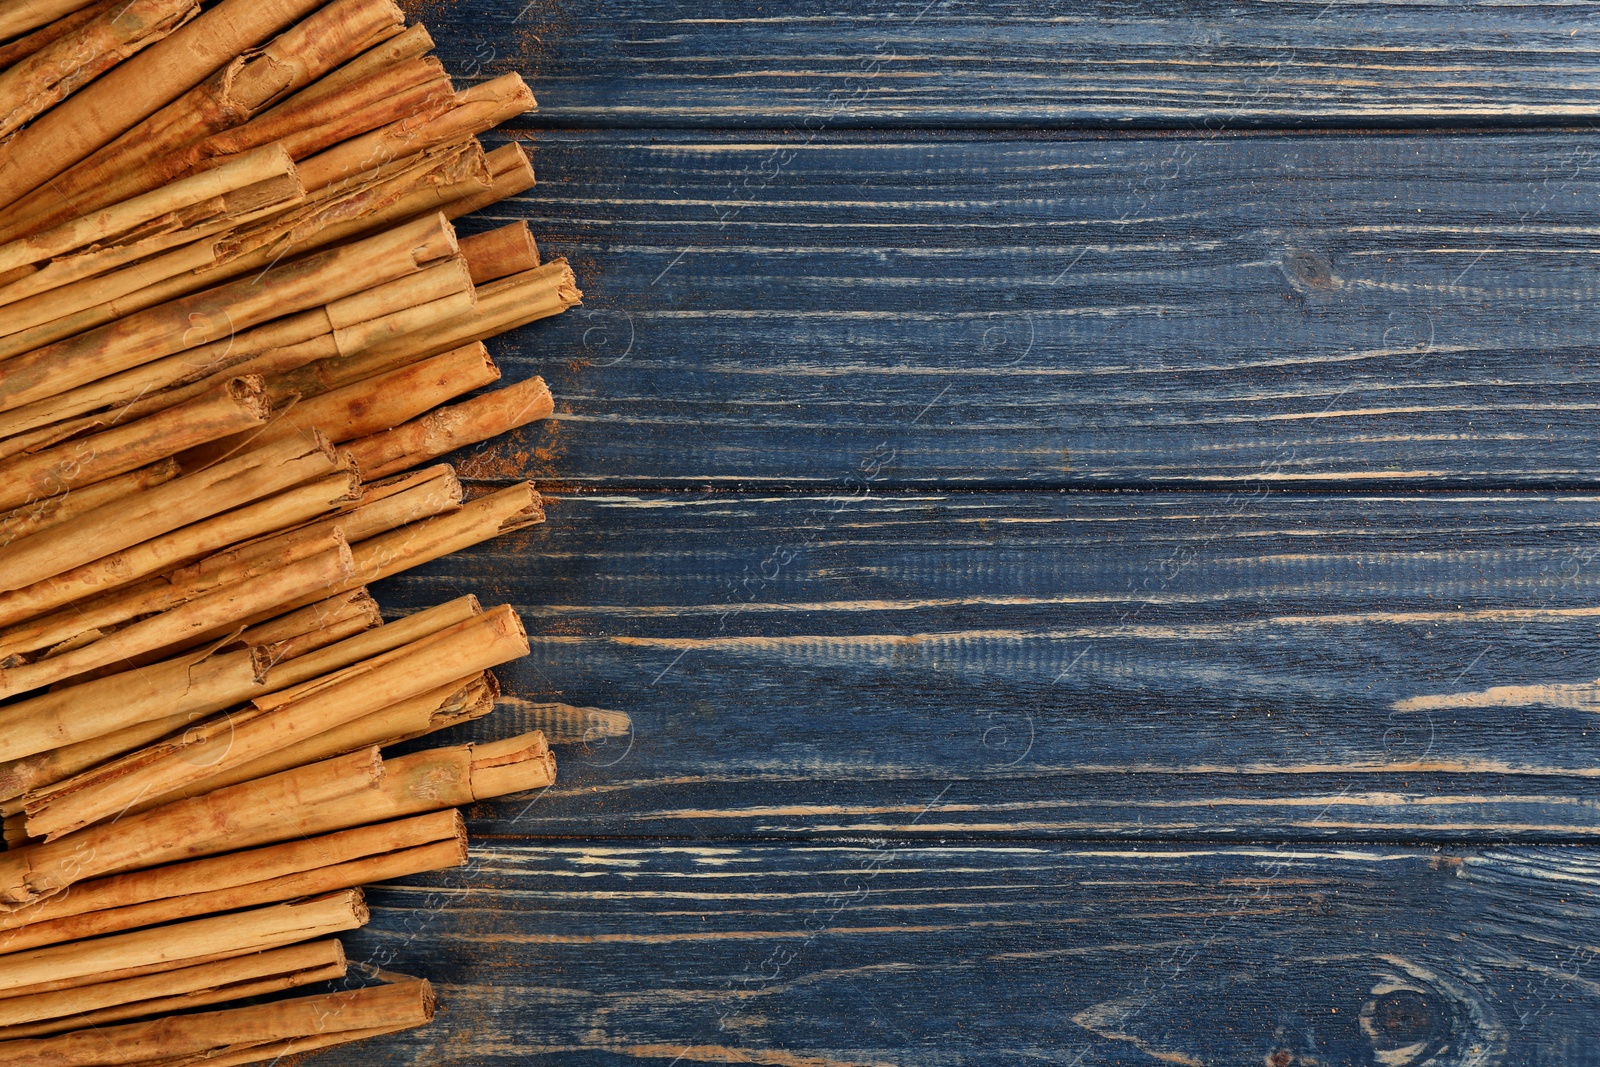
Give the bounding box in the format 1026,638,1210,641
0,376,268,514
140,672,498,810
296,72,537,192
189,466,462,587
24,607,527,837
0,213,458,412
0,256,474,440
0,472,359,633
0,810,461,935
261,21,435,118
0,1,118,70
0,0,401,237
0,747,384,907
0,145,298,277
0,508,361,666
189,341,499,465
210,54,453,167
0,459,179,549
0,537,354,698
0,976,433,1067
0,0,326,213
0,892,366,999
441,141,538,221
459,221,541,284
0,0,105,47
347,375,555,479
353,258,581,369
0,595,476,791
0,0,199,141
337,481,545,595
0,433,343,595
0,941,347,1039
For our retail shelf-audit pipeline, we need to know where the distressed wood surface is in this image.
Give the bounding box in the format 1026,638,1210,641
471,128,1600,488
328,842,1600,1064
318,2,1600,1063
417,0,1600,129
373,490,1600,841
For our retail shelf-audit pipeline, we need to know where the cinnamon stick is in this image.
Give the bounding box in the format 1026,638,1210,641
0,976,433,1067
0,0,117,70
0,255,474,440
0,747,383,907
0,472,359,633
0,509,361,666
0,145,298,277
0,536,354,697
0,0,397,235
440,141,538,221
0,459,178,549
0,376,268,513
459,221,540,284
347,375,554,479
0,810,462,938
296,72,536,192
0,941,347,1039
0,596,478,785
0,213,458,411
0,433,343,595
352,258,580,369
0,0,102,44
0,0,327,213
142,672,497,809
0,892,366,997
0,0,199,142
24,607,527,837
189,340,499,465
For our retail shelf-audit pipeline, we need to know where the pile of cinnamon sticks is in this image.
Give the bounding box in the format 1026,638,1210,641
0,0,589,1061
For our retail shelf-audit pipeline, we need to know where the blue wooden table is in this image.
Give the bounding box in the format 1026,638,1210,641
348,3,1600,1062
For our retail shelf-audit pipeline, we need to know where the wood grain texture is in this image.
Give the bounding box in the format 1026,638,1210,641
414,0,1600,129
326,842,1600,1064
373,490,1600,841
471,129,1600,488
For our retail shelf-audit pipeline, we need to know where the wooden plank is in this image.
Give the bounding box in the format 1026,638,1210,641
417,0,1600,129
330,841,1600,1063
377,490,1600,840
478,129,1600,488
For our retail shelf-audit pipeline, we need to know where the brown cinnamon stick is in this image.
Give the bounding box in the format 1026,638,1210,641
441,141,538,220
0,459,179,549
0,536,353,698
0,596,478,786
0,256,474,440
0,213,458,412
24,607,527,837
0,810,461,938
0,472,359,632
0,747,383,907
347,375,554,479
0,0,102,44
0,0,327,214
0,0,116,69
0,433,343,595
190,341,499,465
0,144,298,277
0,941,347,1039
0,0,399,236
459,221,540,283
0,976,433,1067
297,72,536,192
0,0,199,141
0,376,268,514
0,892,366,998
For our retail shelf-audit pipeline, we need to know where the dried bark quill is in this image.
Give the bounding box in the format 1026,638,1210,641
0,3,595,1062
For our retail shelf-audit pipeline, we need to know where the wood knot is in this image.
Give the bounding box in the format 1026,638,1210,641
1360,988,1446,1059
1279,248,1339,293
